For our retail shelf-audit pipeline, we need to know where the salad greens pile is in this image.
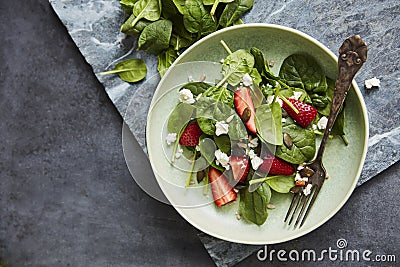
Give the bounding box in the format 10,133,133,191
102,0,254,81
165,41,347,226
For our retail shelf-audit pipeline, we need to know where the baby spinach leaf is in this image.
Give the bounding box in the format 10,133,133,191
220,49,254,86
170,33,193,51
316,77,334,116
265,175,295,193
239,183,271,226
199,135,217,165
202,86,234,106
167,102,195,133
219,0,254,27
255,102,283,146
203,0,234,5
157,48,178,77
172,0,186,14
138,20,173,55
279,54,327,94
132,0,162,28
213,134,231,155
197,117,216,135
100,58,147,83
120,0,139,14
275,117,316,164
120,14,151,36
250,68,262,87
161,0,179,19
181,82,211,97
183,0,217,36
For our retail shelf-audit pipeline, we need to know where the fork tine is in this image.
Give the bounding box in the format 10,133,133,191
299,186,322,228
294,190,314,228
288,193,304,225
284,193,300,222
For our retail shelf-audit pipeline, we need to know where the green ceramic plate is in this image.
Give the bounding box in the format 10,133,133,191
146,24,368,244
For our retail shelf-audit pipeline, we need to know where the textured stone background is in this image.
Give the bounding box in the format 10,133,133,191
0,0,399,266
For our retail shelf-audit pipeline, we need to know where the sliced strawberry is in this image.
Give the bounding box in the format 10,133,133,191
234,87,257,134
208,168,237,207
281,98,317,128
230,156,250,182
179,121,203,146
259,153,295,176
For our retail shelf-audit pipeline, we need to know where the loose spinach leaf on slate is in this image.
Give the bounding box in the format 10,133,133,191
279,54,327,94
131,0,162,28
220,49,254,86
167,102,195,133
120,14,151,36
239,183,271,225
183,0,217,37
170,33,193,51
265,175,295,193
219,0,254,27
157,48,178,77
275,117,316,164
181,82,212,97
255,102,283,146
100,58,147,83
138,20,173,55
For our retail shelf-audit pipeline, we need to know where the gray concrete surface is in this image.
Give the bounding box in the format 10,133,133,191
0,1,398,266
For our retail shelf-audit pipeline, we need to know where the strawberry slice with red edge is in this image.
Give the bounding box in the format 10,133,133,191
234,87,257,134
179,121,203,146
208,168,237,207
281,98,317,128
230,156,250,182
259,153,295,176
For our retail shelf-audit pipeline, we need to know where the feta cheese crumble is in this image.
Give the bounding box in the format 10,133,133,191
364,77,380,89
179,89,195,104
175,147,183,159
317,116,328,130
248,149,263,170
165,133,177,145
266,95,283,106
303,183,313,196
215,149,230,170
242,73,253,86
215,121,229,136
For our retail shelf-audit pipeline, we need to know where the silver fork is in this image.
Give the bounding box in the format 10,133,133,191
284,35,368,228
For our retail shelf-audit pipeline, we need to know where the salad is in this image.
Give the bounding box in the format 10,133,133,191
164,41,346,226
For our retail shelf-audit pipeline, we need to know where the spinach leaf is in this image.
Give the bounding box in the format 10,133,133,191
172,0,186,14
120,0,139,14
331,104,347,145
275,117,316,164
255,102,283,146
100,58,147,83
279,54,327,94
181,82,212,97
316,77,334,116
170,34,193,51
167,102,195,133
131,0,161,27
183,0,217,37
219,49,254,86
249,47,276,80
203,86,234,106
199,135,217,165
161,0,179,19
157,48,178,77
120,14,151,36
138,20,173,55
265,175,295,193
197,117,216,135
250,68,262,87
213,134,231,154
203,0,234,5
219,0,254,27
239,183,271,225
195,97,247,140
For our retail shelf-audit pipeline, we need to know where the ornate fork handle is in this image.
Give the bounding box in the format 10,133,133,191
316,35,368,161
